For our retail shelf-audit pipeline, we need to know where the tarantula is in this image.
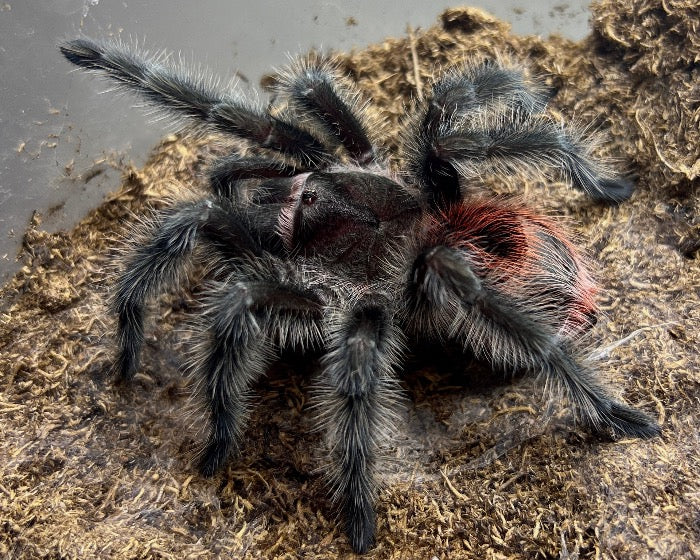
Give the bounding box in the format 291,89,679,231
60,38,660,553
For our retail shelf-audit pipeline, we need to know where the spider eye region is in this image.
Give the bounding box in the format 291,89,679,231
302,190,318,205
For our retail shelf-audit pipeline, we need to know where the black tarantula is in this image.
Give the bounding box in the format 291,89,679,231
60,37,660,553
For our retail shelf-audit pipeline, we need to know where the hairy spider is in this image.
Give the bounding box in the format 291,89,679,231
60,38,660,553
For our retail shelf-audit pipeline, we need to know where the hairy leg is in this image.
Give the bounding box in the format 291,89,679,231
195,273,324,475
407,245,659,438
405,61,632,204
408,61,548,204
544,345,660,438
314,299,404,553
60,38,333,166
278,61,376,163
207,154,303,200
112,200,262,381
436,116,633,201
424,61,548,135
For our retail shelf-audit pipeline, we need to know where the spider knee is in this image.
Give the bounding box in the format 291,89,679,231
327,304,389,397
411,246,482,306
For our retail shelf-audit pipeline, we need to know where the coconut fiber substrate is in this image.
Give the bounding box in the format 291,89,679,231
1,2,698,558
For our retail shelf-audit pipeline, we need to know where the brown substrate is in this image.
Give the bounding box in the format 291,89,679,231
1,2,698,558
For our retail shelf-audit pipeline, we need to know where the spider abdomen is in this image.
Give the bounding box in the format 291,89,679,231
414,199,597,340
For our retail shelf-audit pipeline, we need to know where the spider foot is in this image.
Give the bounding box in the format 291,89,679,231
111,349,139,384
198,437,234,477
344,498,376,554
594,400,661,440
594,177,635,203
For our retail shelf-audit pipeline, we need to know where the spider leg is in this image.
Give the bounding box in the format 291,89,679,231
112,199,264,382
195,273,324,476
544,345,661,438
315,298,404,553
60,38,333,166
406,62,632,205
407,61,548,205
407,245,555,360
278,62,376,164
423,61,549,135
438,116,634,202
407,245,660,438
207,154,304,200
